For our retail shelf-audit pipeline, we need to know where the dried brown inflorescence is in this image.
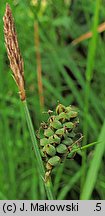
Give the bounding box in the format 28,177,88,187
3,3,26,101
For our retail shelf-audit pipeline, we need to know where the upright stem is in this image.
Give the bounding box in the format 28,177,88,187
81,0,101,196
34,21,44,111
23,100,54,200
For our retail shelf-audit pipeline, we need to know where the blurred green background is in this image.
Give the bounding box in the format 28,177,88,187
0,0,105,200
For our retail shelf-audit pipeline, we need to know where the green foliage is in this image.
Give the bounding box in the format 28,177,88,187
0,0,105,199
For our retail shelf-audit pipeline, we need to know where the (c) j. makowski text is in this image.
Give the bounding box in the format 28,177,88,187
20,202,79,212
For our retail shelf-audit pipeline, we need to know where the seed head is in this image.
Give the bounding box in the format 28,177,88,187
3,3,26,101
38,103,82,181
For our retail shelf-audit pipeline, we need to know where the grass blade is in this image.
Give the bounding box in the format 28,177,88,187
82,0,101,189
23,100,54,200
57,170,81,200
81,120,105,199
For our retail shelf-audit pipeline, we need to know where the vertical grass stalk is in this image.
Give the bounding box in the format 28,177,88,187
23,100,54,200
34,21,44,111
81,0,101,196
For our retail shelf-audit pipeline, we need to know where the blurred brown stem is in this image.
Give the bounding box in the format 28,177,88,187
34,21,44,111
72,22,105,45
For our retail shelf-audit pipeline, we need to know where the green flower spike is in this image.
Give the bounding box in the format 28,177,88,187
38,103,82,181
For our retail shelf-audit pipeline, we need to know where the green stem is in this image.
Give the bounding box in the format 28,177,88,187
68,141,100,157
23,100,54,200
81,0,101,193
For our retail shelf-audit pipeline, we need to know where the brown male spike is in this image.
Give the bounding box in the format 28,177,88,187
3,3,26,101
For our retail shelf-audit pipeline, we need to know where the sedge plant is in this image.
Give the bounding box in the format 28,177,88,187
3,3,99,200
3,3,53,200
